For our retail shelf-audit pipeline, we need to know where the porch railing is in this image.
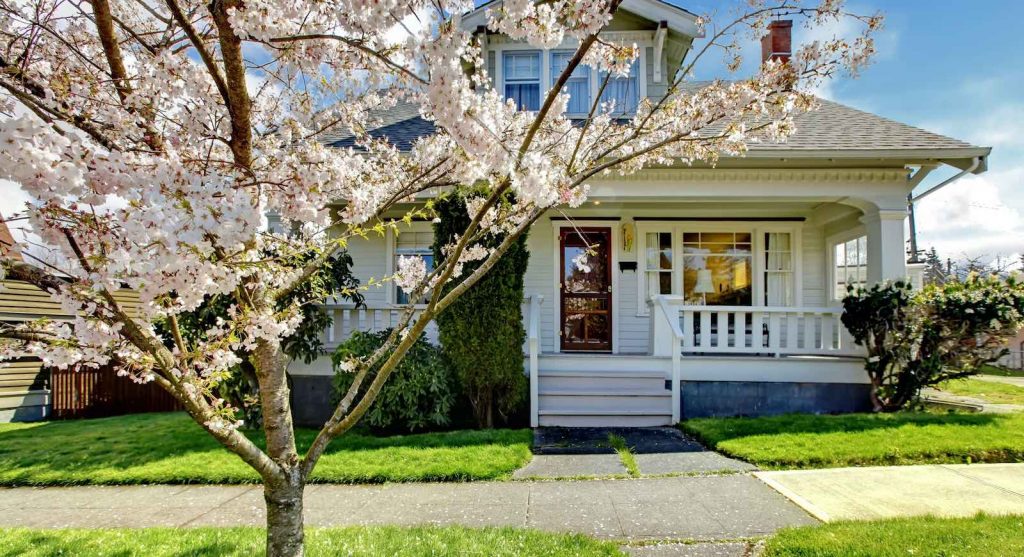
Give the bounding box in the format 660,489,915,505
322,303,438,350
525,294,544,428
650,295,864,421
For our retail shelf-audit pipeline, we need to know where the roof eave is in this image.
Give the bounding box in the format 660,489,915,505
736,147,991,172
460,0,704,38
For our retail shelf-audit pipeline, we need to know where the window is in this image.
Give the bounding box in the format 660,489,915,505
503,51,541,111
599,58,640,114
833,235,867,299
764,232,794,306
643,232,674,300
683,232,753,306
551,51,591,115
394,230,434,305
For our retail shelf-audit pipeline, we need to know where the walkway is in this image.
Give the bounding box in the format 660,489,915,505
0,475,815,540
975,374,1024,388
756,463,1024,522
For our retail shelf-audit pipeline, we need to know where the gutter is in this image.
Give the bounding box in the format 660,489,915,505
906,156,984,263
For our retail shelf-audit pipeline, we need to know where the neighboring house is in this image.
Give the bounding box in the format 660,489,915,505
998,328,1024,371
286,0,991,426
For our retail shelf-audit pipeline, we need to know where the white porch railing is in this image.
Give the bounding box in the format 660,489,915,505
322,303,438,349
525,294,544,428
650,295,864,423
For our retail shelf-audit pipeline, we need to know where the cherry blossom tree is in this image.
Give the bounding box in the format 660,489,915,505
0,0,880,554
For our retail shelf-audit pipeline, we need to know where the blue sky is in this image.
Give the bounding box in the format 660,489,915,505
678,0,1024,263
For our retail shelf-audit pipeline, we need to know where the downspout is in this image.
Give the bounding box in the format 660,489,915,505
905,157,982,263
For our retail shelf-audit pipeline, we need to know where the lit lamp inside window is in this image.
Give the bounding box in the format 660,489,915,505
694,268,714,305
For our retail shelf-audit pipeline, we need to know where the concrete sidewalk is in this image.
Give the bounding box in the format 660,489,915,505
0,475,814,540
756,463,1024,522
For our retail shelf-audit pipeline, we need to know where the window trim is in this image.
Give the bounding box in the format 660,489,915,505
502,50,542,111
826,227,868,304
385,222,435,308
492,40,649,116
635,221,803,316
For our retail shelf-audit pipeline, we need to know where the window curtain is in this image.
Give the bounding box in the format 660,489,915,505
504,51,541,111
504,83,540,110
551,51,591,114
600,59,639,114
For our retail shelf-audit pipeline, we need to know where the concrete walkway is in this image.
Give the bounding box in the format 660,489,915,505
756,463,1024,522
920,387,1024,413
975,374,1024,388
0,476,815,540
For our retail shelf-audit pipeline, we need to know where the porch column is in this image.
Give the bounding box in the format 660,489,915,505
861,208,908,284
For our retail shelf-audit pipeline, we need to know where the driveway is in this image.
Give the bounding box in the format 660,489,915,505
756,463,1024,521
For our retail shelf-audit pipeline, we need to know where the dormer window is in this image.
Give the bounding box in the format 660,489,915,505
599,58,640,115
503,51,541,111
551,51,591,115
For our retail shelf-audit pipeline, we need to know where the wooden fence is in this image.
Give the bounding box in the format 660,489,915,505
51,365,181,419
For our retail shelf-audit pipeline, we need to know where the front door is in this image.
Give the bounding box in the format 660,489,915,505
560,227,612,352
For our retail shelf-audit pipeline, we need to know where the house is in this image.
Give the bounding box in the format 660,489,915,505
285,0,991,427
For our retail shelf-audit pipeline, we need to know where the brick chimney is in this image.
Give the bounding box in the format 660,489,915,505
761,20,793,63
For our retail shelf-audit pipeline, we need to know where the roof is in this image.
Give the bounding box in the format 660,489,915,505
462,0,703,37
323,97,990,169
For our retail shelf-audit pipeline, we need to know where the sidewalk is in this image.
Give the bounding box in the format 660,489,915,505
0,475,814,540
756,463,1024,522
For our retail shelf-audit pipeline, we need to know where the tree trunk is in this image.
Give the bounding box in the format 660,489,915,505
265,473,305,557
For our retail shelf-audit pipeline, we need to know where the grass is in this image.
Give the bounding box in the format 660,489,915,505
0,526,623,556
606,434,640,478
979,364,1024,378
681,411,1024,469
764,514,1024,557
0,412,532,486
939,377,1024,405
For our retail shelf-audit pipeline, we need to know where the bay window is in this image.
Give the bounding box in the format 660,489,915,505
503,51,541,111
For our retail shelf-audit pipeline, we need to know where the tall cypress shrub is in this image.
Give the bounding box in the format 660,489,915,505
432,193,529,428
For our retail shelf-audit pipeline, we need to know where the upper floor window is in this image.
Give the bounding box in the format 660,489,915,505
503,51,541,111
600,58,640,115
551,51,591,115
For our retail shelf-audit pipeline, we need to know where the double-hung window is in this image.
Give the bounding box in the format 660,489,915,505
503,51,541,111
833,235,867,299
599,58,640,115
643,231,674,300
764,232,794,306
394,230,435,305
682,233,753,306
551,51,592,115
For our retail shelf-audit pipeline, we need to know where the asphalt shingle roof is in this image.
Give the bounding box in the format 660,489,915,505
322,97,982,155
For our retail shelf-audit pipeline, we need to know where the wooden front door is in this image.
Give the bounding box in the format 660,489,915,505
560,227,612,352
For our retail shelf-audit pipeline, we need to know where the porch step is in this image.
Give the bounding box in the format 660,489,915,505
537,409,673,427
537,354,671,374
538,370,666,392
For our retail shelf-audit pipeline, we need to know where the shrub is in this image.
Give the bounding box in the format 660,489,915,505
331,329,456,433
842,274,1024,411
432,193,529,428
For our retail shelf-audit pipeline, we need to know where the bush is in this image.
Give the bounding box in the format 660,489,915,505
331,329,456,433
432,193,529,428
842,274,1024,411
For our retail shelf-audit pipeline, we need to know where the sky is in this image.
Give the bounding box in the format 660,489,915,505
2,1,1022,266
679,0,1024,266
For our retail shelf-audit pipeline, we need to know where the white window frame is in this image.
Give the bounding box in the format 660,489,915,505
635,221,803,316
502,50,542,111
826,227,868,303
492,38,649,116
385,222,435,308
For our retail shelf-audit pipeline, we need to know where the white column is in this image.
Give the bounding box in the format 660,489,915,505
861,208,908,284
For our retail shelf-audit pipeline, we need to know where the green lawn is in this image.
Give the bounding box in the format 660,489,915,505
764,514,1024,557
939,377,1024,405
681,412,1024,469
0,413,532,486
0,526,622,556
980,364,1024,378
